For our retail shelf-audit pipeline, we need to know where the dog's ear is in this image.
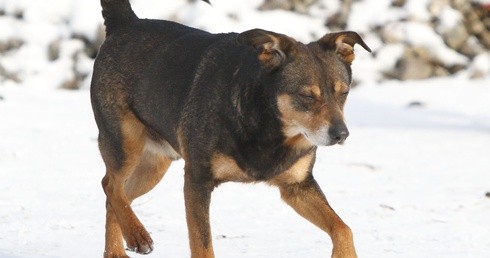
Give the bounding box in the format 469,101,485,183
237,29,297,71
318,31,371,64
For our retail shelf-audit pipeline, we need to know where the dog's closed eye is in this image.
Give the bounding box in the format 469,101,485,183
298,92,315,99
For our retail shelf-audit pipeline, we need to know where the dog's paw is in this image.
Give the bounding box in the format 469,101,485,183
104,250,131,258
124,227,154,255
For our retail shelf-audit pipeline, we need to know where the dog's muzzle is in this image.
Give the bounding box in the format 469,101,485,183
302,122,349,146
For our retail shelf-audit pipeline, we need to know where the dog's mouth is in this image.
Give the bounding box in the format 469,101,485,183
337,138,347,145
284,124,347,146
302,128,347,146
302,131,333,146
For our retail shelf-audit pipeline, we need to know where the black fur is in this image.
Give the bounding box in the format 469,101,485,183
92,0,371,256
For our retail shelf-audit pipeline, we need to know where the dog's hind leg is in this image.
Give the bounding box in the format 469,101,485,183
102,150,171,258
277,178,357,258
122,150,172,253
125,151,172,202
100,111,156,256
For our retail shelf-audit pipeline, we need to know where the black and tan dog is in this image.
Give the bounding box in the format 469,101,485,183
91,0,371,257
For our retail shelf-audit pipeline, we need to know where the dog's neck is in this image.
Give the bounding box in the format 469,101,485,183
232,76,283,143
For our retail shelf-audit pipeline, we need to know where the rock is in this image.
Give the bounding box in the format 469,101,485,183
391,0,406,8
393,47,434,80
470,70,485,79
407,101,425,108
259,0,318,13
0,64,21,83
442,23,469,50
0,38,23,53
326,12,348,31
380,204,396,211
395,57,434,80
48,39,61,61
259,0,290,11
452,0,490,49
429,0,451,15
61,76,79,90
433,66,450,77
380,25,403,44
459,36,486,58
479,30,490,49
447,64,466,74
326,0,353,31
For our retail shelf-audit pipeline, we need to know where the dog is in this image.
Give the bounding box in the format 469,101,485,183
91,0,371,257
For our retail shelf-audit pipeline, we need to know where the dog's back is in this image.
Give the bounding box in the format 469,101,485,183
92,0,241,165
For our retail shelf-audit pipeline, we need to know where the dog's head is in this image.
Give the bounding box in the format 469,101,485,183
237,29,371,146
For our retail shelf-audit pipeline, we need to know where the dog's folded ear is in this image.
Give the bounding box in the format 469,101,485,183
318,31,371,64
237,29,297,71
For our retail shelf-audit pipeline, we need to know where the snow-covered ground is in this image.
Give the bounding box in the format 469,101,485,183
1,77,489,258
1,0,489,257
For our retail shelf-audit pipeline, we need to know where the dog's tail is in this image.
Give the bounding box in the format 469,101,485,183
100,0,138,34
100,0,212,34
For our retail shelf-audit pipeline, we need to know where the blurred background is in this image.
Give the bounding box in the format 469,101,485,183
0,0,488,89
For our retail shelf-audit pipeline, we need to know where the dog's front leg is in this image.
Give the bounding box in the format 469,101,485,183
279,178,357,258
184,170,215,258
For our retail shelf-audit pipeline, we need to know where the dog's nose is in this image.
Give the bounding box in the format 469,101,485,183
328,123,349,144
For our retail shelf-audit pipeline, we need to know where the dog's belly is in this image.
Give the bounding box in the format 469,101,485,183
144,137,181,160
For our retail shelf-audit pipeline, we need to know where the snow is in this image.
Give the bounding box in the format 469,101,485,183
404,0,432,21
469,53,490,76
393,21,468,66
348,0,400,33
2,77,489,258
438,5,463,31
1,0,490,257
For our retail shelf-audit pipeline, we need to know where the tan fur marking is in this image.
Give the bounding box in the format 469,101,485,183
183,172,215,258
269,152,314,186
310,85,321,98
334,81,349,94
277,94,326,136
103,111,156,255
104,205,126,258
211,153,252,183
335,35,355,64
283,134,313,150
258,36,288,69
278,181,357,257
185,201,215,258
121,112,147,162
124,152,172,200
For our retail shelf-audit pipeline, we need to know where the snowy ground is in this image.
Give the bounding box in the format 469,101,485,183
1,78,489,258
1,0,490,257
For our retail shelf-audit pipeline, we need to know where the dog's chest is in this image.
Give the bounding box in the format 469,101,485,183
211,153,254,183
210,151,314,184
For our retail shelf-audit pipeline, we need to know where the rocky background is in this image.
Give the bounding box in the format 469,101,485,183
264,0,490,81
0,0,489,90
